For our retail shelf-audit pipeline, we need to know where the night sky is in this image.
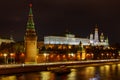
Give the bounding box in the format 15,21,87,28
0,0,120,44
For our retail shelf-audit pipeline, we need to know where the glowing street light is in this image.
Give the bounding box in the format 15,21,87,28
3,53,8,64
43,53,49,62
10,53,15,64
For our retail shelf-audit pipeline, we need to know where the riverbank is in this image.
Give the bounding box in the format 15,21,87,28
0,59,120,75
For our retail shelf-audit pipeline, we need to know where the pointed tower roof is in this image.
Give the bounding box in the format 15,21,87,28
26,3,35,29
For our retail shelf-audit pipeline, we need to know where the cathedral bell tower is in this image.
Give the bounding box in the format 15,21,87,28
24,4,38,63
94,25,99,45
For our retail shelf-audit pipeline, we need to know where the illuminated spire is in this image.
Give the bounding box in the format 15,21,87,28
100,33,104,42
105,37,109,45
90,33,93,44
26,3,35,29
94,24,99,44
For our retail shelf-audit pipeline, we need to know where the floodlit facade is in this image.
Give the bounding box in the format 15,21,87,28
44,25,109,46
89,25,109,46
0,36,14,45
44,34,90,45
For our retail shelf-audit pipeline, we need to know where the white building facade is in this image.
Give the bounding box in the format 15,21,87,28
44,26,109,46
0,36,14,45
44,34,90,46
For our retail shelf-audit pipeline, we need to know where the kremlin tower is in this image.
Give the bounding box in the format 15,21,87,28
24,4,38,63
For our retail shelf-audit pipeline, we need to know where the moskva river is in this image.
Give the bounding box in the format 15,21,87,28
0,63,120,80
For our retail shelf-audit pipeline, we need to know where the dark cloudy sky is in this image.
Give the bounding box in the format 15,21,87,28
0,0,120,44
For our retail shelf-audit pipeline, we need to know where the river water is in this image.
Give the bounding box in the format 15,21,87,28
0,63,120,80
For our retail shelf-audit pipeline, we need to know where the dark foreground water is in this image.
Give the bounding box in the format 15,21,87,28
1,63,120,80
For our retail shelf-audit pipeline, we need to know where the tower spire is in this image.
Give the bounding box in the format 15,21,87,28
27,3,35,29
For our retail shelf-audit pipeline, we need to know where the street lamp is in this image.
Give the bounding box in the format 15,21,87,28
10,53,15,64
43,53,49,62
35,55,38,63
3,53,8,64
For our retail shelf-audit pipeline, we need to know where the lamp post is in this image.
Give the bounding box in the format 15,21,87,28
44,53,47,62
3,53,8,64
35,55,38,63
10,53,15,64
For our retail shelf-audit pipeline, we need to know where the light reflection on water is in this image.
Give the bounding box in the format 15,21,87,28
67,69,77,80
1,63,120,80
0,76,16,80
40,71,55,80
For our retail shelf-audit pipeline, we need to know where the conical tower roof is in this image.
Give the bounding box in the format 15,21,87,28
26,4,35,29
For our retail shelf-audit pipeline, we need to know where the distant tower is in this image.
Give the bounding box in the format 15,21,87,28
77,41,82,60
105,37,109,46
81,43,86,60
100,33,104,42
90,33,94,44
94,25,99,44
24,4,38,63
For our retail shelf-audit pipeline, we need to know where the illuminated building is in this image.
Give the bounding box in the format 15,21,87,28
44,25,109,46
0,35,14,45
94,25,99,44
90,25,109,46
24,4,38,63
44,33,90,46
